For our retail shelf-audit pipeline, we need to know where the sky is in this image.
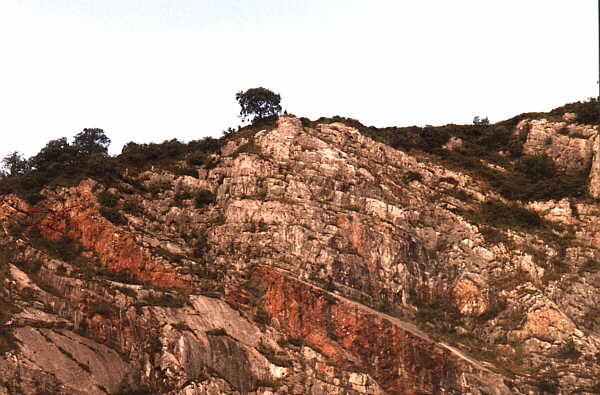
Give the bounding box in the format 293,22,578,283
0,0,598,159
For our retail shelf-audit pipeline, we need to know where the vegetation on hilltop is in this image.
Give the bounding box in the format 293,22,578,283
0,118,279,205
0,97,596,205
303,98,597,202
0,130,223,204
235,87,282,123
0,88,286,204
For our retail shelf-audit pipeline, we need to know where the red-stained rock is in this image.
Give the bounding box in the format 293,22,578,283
249,266,502,395
36,183,187,290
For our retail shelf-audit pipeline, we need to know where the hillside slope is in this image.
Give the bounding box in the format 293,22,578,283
0,105,599,394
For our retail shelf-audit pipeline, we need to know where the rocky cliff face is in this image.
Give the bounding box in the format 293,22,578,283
0,110,599,394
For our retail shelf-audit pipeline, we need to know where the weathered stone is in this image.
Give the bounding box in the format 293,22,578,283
518,118,598,173
0,114,599,394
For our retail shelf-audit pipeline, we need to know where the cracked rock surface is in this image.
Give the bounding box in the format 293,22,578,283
0,115,599,394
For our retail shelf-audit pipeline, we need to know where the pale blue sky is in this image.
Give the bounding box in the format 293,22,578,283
0,1,598,159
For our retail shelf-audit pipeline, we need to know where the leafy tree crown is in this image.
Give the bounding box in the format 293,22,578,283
235,87,282,123
1,151,29,176
73,128,111,156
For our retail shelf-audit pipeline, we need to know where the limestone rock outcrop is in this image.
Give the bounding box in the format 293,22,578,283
0,114,600,394
588,135,600,199
518,118,597,173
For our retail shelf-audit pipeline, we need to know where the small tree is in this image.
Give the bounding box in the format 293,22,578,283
73,128,111,157
235,87,282,123
473,116,490,125
1,151,29,176
29,137,77,170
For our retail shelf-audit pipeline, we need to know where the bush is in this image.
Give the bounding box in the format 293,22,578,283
98,190,119,208
253,307,270,325
205,328,227,336
100,207,126,225
474,200,542,229
515,155,555,182
29,138,78,170
558,338,580,359
549,98,599,125
27,228,82,262
144,292,187,308
194,190,215,208
187,152,215,168
404,171,423,183
537,376,559,393
119,139,188,165
287,337,304,347
580,259,599,274
122,198,142,215
236,139,262,156
313,106,586,203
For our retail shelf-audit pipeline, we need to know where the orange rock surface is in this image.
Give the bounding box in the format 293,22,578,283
251,266,473,395
36,184,186,289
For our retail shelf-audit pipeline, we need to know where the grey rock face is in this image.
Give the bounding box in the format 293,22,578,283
518,118,598,173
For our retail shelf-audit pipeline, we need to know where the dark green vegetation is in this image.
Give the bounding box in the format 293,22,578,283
0,108,283,205
0,98,596,209
0,247,18,354
473,200,542,229
0,129,223,205
236,87,282,123
303,98,597,202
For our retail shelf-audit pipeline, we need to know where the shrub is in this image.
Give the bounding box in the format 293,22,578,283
120,139,188,165
287,337,304,347
549,98,599,125
473,116,490,125
192,235,209,259
558,338,580,359
253,308,270,325
194,190,215,208
236,139,262,156
173,190,194,206
98,190,119,208
28,228,82,262
187,151,217,169
144,292,187,308
515,155,555,182
17,258,42,274
29,138,78,170
100,207,126,225
404,171,423,183
474,200,541,229
122,198,142,215
537,376,559,393
56,264,67,275
205,328,227,336
579,259,599,274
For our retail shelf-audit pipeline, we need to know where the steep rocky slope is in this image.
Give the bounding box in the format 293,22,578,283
0,106,599,394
